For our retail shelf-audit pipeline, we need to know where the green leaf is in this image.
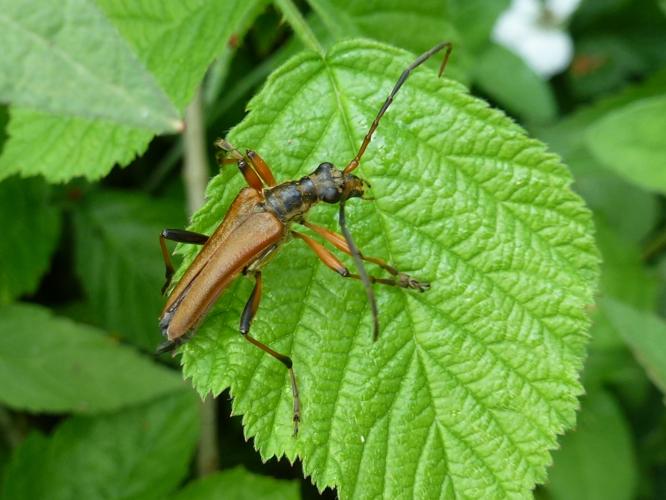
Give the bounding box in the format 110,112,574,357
0,111,153,182
316,0,457,51
546,389,637,500
95,0,268,111
535,71,666,242
179,40,598,497
595,219,656,311
304,0,467,81
276,0,325,55
0,176,60,303
0,0,266,182
603,298,666,396
449,0,511,53
585,219,657,353
567,36,645,100
573,168,657,244
0,0,181,133
1,392,200,500
73,190,186,350
0,303,184,413
585,95,666,193
172,466,300,500
474,43,557,124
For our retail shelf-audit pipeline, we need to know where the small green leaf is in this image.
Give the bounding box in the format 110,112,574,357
449,0,511,52
95,0,269,110
595,219,656,311
603,298,666,396
0,0,181,133
0,303,184,413
1,392,200,500
172,467,300,500
0,111,152,182
303,0,466,81
0,176,60,302
0,0,267,182
474,43,557,124
73,190,186,350
179,41,598,497
585,220,657,353
546,389,637,500
585,95,666,193
316,0,457,50
276,0,325,55
535,71,666,242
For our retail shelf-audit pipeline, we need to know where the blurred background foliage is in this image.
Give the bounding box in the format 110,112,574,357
0,0,665,498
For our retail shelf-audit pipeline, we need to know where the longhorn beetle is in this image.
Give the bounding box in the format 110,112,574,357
158,42,452,435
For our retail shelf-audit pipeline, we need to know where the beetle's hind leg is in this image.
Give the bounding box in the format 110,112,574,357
241,271,300,436
160,229,209,294
299,221,430,291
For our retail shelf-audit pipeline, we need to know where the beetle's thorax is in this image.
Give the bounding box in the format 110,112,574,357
263,162,366,222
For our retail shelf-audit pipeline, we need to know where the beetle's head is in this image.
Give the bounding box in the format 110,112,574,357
311,162,369,204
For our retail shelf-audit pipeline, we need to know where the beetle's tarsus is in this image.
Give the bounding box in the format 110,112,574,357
398,273,430,292
155,339,178,355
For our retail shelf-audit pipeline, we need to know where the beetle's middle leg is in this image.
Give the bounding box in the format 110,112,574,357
241,271,301,436
298,222,430,291
160,229,209,294
292,230,429,291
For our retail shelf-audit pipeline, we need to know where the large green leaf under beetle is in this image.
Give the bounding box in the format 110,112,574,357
178,40,599,498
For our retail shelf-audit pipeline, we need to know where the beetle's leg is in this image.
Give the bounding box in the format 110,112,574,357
292,231,428,291
215,139,266,190
300,221,430,291
246,150,277,187
237,158,265,190
160,229,209,294
293,228,430,342
155,335,186,355
241,272,301,436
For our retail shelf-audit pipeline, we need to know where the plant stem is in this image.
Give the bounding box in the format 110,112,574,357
196,397,219,475
274,0,325,56
183,88,218,476
183,88,209,215
642,227,666,261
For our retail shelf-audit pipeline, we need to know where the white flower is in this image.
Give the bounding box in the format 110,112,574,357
493,0,581,77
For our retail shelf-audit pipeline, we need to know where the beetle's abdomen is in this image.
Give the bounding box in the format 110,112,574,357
161,211,285,341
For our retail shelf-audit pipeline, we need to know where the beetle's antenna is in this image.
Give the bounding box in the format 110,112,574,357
339,200,380,341
344,42,452,174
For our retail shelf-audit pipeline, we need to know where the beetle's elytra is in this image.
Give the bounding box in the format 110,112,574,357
158,42,452,435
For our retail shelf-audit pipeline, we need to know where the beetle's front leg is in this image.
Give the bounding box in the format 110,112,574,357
240,272,301,436
215,139,278,189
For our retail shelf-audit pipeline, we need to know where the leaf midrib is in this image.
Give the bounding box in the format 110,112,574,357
0,9,175,127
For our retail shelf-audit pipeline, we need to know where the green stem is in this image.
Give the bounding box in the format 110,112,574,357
274,0,325,56
196,397,219,475
183,88,218,476
305,0,359,40
183,88,209,215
